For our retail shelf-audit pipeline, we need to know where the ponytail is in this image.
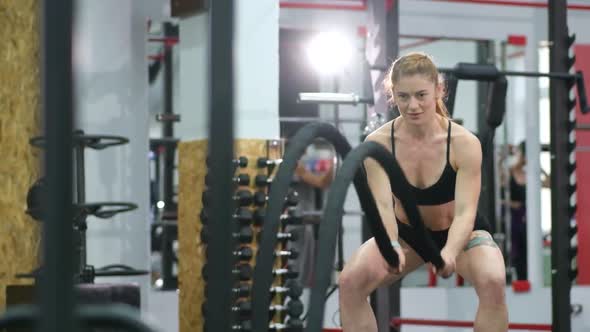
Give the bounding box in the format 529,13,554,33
436,98,450,118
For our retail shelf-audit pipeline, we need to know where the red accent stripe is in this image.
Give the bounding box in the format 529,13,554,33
391,317,552,330
279,1,367,11
507,50,526,59
456,274,465,286
428,0,590,11
148,54,164,61
507,34,527,46
148,37,179,48
428,266,437,286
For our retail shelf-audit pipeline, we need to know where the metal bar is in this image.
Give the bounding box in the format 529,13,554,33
280,117,364,124
476,41,496,235
498,41,513,274
501,70,576,80
438,67,579,80
391,317,551,330
426,0,590,11
297,92,372,105
39,1,76,332
74,140,87,274
549,0,572,331
379,0,402,328
160,224,177,289
162,22,175,214
206,1,235,331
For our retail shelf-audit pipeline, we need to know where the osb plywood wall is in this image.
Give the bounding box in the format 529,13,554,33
177,139,282,332
0,0,42,311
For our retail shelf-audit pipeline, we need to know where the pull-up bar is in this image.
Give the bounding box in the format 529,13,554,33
438,62,589,114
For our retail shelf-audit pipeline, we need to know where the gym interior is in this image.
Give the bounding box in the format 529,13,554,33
2,0,590,331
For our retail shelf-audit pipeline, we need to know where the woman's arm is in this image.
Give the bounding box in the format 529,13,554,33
444,133,482,257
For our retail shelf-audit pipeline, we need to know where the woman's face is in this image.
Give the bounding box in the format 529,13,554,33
393,74,441,123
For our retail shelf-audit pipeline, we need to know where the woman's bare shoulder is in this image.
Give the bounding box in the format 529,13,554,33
365,120,394,144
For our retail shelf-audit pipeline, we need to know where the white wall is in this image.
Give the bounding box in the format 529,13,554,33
73,0,152,312
177,14,209,140
177,1,280,141
235,1,280,139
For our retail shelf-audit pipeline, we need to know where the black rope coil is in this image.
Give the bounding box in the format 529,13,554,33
252,122,386,331
305,140,444,332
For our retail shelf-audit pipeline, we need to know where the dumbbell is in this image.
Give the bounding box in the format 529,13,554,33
256,157,282,169
274,249,299,260
200,207,253,225
232,283,251,298
233,246,254,262
26,177,45,221
253,191,299,207
273,265,299,280
200,226,253,244
253,191,268,207
229,319,303,332
229,279,303,300
229,279,302,300
253,208,266,226
254,174,273,188
284,191,300,207
205,173,250,187
206,155,248,169
202,189,253,207
230,320,252,331
269,319,304,332
256,230,298,243
281,208,303,225
201,263,252,281
221,299,304,319
270,299,305,318
253,207,302,227
271,279,303,299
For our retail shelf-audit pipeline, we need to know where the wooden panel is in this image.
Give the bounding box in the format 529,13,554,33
0,0,42,311
177,139,207,332
178,139,278,332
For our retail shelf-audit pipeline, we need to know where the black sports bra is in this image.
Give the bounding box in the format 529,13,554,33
509,173,526,204
390,119,457,206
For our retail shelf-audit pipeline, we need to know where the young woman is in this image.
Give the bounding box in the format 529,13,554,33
338,52,508,332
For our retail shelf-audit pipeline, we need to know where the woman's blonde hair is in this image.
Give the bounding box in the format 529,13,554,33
383,51,449,118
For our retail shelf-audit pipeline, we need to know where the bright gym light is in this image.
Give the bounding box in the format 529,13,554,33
306,31,353,75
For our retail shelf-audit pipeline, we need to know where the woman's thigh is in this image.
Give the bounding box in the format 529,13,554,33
341,237,425,291
455,230,506,288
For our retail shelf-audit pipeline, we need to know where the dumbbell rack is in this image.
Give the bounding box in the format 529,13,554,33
26,130,147,283
263,141,304,331
200,139,306,331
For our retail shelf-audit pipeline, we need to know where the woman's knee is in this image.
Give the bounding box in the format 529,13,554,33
339,262,376,299
339,242,388,299
474,272,506,307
